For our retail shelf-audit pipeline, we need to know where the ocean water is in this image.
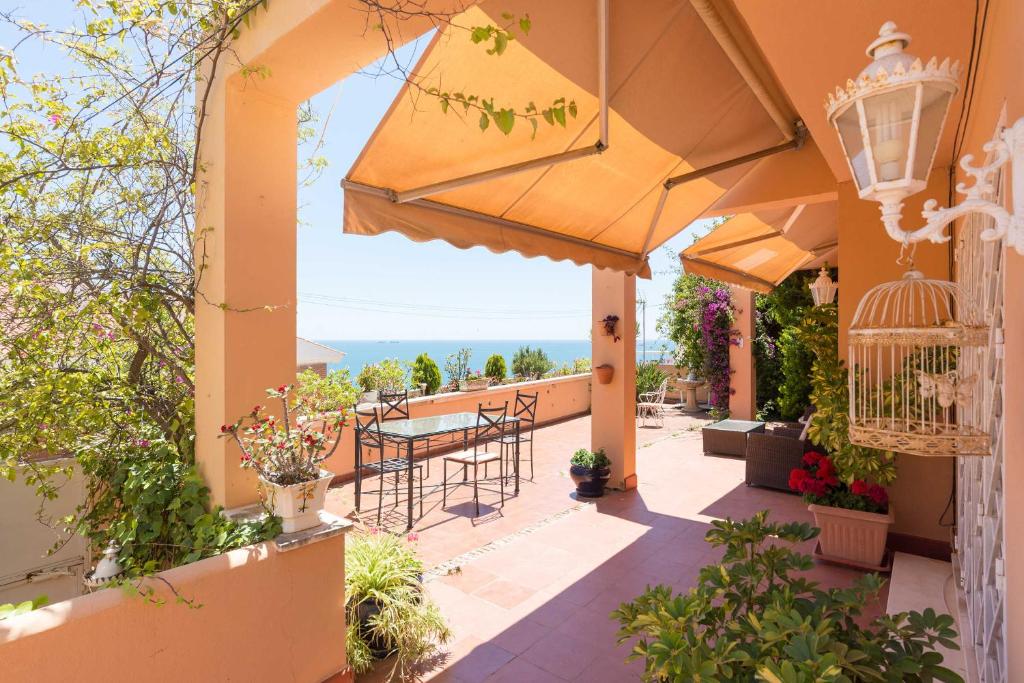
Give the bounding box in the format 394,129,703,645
318,339,673,383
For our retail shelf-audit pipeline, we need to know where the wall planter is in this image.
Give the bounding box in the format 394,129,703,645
809,503,894,569
594,364,614,384
407,386,424,399
569,465,611,498
458,378,489,392
259,469,333,534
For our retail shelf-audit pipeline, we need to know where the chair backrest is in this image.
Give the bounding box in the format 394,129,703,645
356,408,383,451
379,390,410,421
475,402,508,445
656,379,668,402
513,391,538,427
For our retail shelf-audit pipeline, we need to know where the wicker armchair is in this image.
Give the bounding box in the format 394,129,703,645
744,407,816,491
744,429,805,492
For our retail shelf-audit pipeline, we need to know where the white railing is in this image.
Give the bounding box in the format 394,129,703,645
954,159,1007,682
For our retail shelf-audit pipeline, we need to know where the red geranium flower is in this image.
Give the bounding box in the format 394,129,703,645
868,484,888,507
789,468,808,492
802,451,822,466
850,479,869,496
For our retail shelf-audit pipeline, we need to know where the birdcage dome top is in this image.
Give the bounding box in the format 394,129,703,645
849,270,987,344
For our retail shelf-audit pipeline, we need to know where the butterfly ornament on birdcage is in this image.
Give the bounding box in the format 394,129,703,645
915,370,977,409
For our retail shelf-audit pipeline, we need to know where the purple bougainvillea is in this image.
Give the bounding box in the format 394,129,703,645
697,286,736,411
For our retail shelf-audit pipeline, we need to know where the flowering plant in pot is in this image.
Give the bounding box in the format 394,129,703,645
459,369,489,392
220,384,348,533
790,451,893,568
569,448,612,497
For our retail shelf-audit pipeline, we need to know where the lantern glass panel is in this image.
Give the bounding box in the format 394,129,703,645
862,88,917,183
913,84,953,181
835,105,870,190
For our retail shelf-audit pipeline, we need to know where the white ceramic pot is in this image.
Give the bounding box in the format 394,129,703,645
259,469,333,534
359,390,379,404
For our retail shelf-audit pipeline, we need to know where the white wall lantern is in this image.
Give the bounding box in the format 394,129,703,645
825,22,960,242
828,20,1024,254
808,265,838,306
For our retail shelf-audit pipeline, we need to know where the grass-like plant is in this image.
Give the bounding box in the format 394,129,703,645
612,511,962,682
345,530,451,681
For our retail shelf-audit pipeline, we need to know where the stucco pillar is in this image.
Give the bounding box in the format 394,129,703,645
1005,249,1024,671
194,79,298,509
591,267,637,490
728,286,756,420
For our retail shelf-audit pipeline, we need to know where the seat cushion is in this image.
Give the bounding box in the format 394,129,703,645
444,451,501,465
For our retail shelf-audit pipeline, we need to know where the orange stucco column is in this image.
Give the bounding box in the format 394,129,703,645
194,80,298,509
591,267,637,490
728,286,756,420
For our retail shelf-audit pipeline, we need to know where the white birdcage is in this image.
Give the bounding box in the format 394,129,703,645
848,269,990,456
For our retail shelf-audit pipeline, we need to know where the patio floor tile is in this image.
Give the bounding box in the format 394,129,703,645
344,408,891,681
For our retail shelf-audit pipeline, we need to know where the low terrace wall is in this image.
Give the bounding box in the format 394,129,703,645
323,373,593,479
0,529,349,683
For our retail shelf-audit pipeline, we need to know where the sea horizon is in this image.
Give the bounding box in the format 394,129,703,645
317,338,674,382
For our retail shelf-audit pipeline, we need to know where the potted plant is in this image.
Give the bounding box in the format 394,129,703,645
613,512,962,682
597,314,621,342
458,370,489,392
794,303,897,568
569,447,612,497
790,451,893,568
357,363,381,404
346,530,451,681
220,384,347,533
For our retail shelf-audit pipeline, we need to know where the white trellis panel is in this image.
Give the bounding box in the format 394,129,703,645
954,164,1007,682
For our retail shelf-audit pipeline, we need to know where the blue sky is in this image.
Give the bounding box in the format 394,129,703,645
3,3,714,341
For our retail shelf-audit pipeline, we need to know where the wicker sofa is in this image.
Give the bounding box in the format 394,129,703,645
744,409,815,492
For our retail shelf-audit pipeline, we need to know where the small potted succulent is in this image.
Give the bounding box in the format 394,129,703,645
220,384,348,533
458,369,489,392
569,447,612,498
790,451,893,568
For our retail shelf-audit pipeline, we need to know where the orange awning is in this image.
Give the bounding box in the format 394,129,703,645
681,202,837,292
343,0,802,277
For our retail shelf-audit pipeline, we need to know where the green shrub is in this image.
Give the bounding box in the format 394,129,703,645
79,440,281,575
569,448,611,469
295,368,358,414
612,511,962,682
483,354,506,382
635,361,667,399
511,346,553,378
410,353,442,395
777,326,814,419
357,359,407,394
345,531,451,679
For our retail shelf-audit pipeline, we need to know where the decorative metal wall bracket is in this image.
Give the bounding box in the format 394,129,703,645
878,117,1024,254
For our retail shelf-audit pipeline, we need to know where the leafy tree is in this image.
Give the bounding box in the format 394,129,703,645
511,346,553,379
754,269,819,419
410,353,442,395
483,354,506,382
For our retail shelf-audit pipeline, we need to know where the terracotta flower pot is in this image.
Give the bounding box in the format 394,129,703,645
259,469,333,534
809,503,894,567
594,364,614,384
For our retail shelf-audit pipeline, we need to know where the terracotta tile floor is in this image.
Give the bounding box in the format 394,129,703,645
326,407,888,682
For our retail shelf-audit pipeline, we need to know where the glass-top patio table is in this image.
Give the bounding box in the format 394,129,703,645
355,412,521,530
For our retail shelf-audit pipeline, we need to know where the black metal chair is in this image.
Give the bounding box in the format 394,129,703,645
498,391,538,480
355,408,423,526
442,402,508,517
379,389,435,476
